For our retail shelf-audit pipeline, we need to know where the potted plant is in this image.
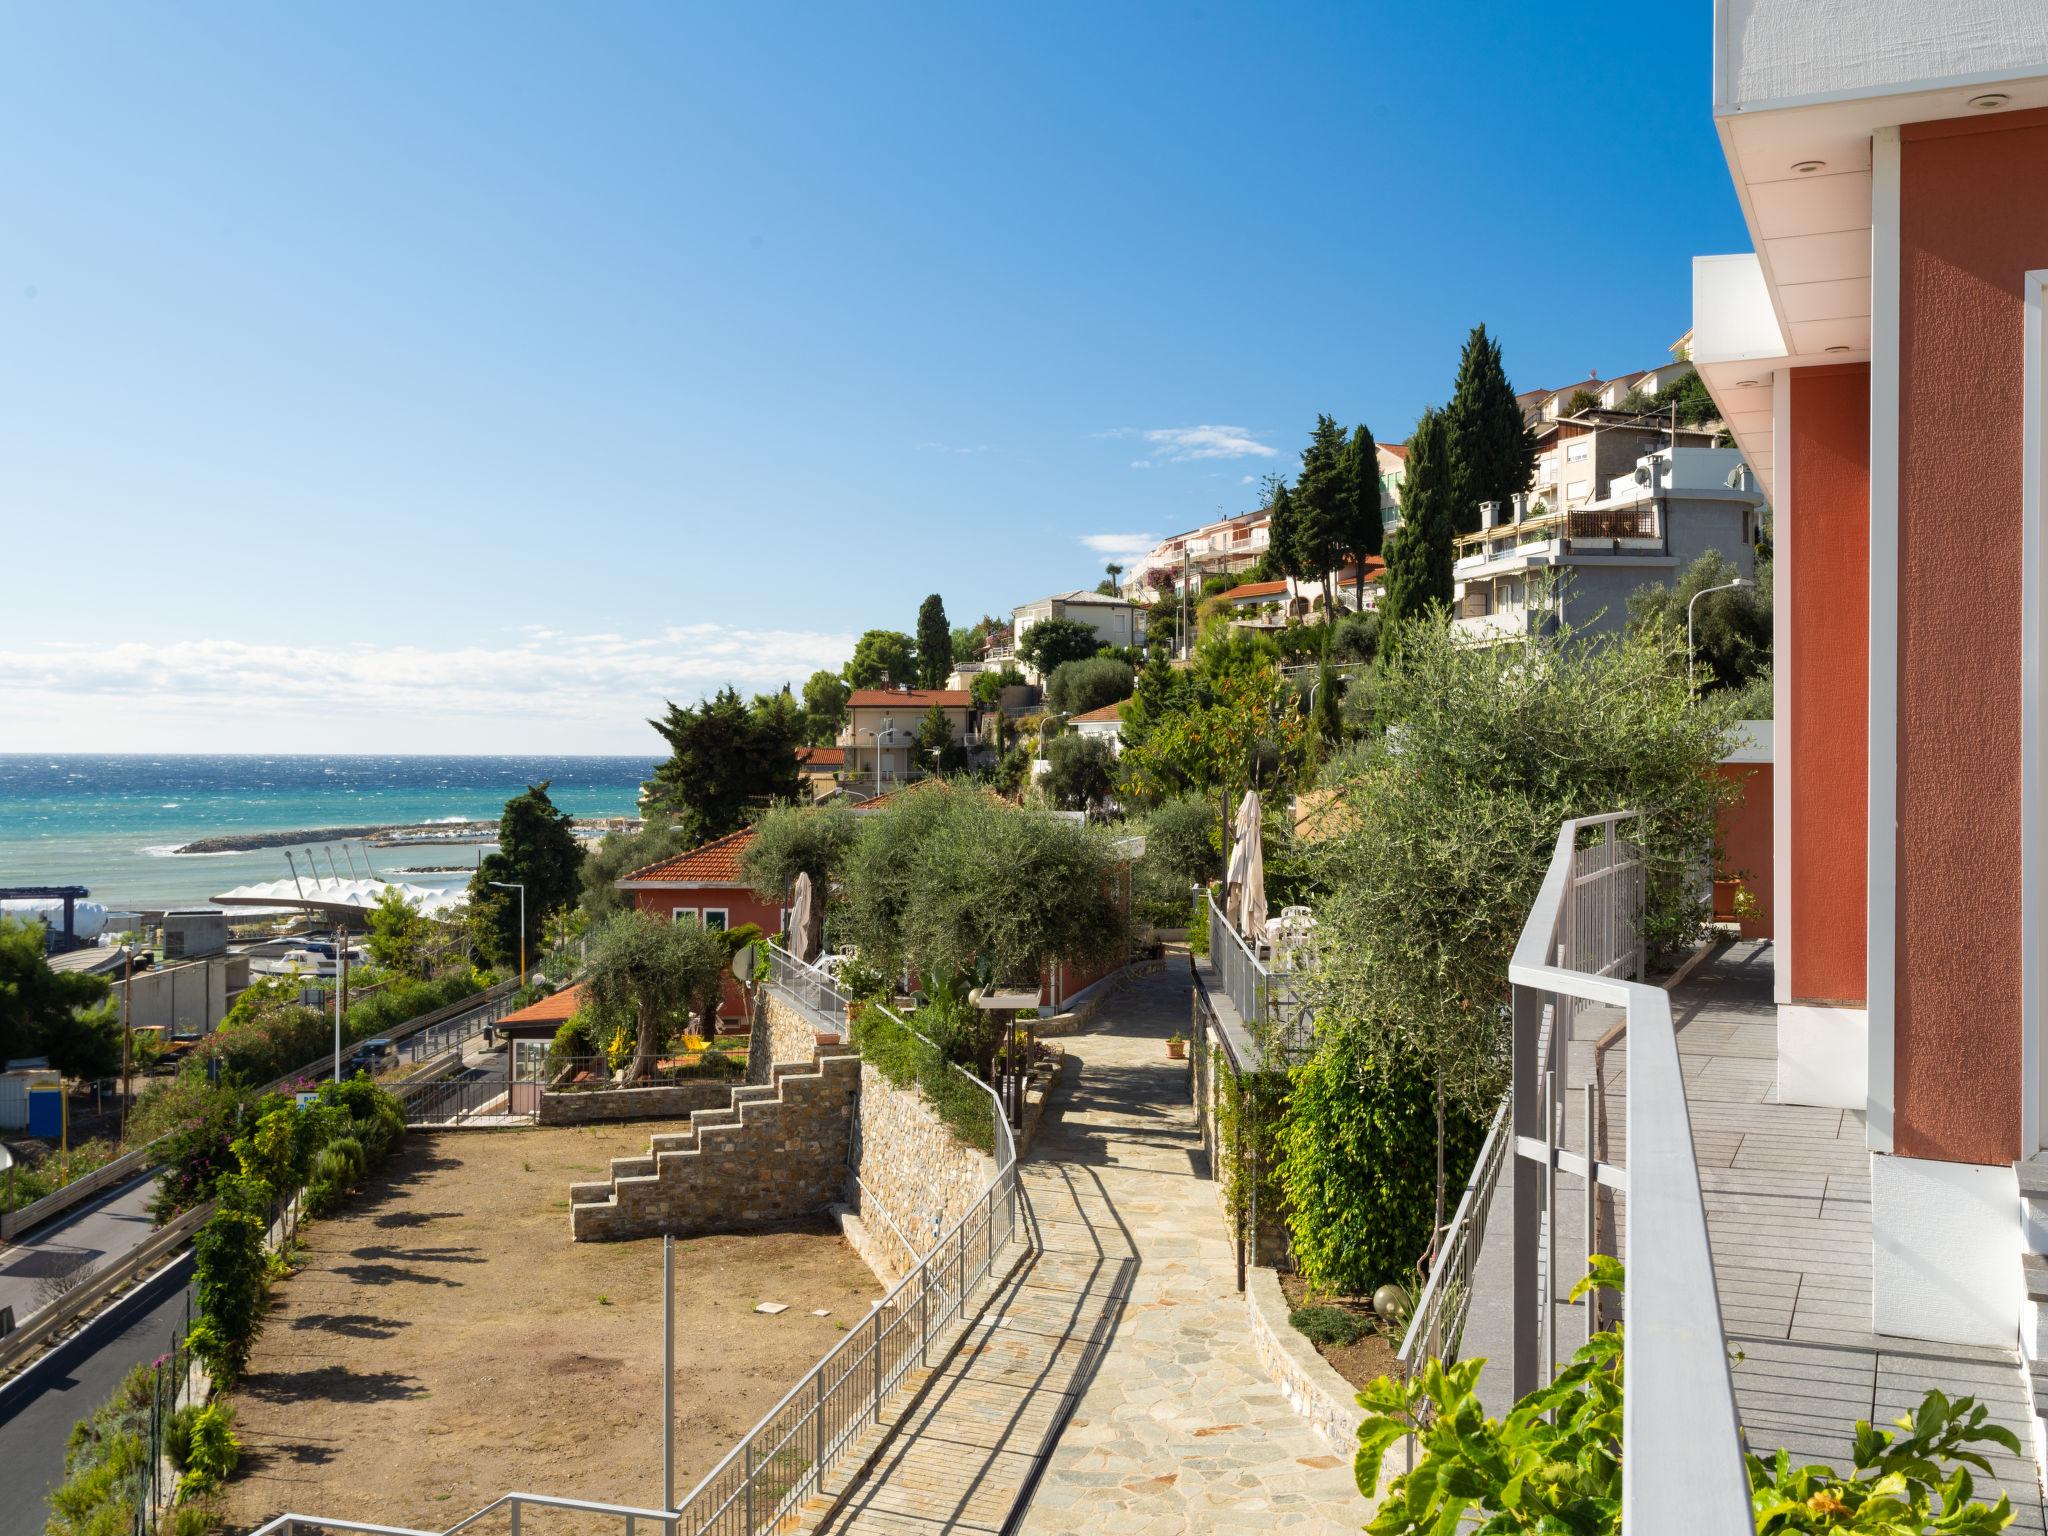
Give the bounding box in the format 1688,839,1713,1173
1167,1032,1186,1060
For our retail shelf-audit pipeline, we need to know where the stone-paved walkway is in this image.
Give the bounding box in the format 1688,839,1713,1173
806,959,1362,1534
1009,958,1361,1534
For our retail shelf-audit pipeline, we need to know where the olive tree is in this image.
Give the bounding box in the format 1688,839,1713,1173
839,784,1125,998
740,802,859,904
582,911,728,1081
1302,606,1736,1245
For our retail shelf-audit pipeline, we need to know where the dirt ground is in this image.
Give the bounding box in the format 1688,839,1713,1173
216,1125,882,1532
1278,1271,1401,1390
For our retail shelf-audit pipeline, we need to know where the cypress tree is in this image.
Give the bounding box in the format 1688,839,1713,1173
1339,422,1383,611
1291,414,1352,618
1379,406,1456,624
915,594,952,689
1444,323,1538,536
1264,476,1302,585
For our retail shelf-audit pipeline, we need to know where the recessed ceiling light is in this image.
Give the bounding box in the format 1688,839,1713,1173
1791,159,1826,174
1969,93,2010,110
1735,378,1762,388
1825,345,1852,354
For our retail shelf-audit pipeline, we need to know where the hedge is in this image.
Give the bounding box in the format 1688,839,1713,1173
1278,1030,1485,1297
848,1003,995,1154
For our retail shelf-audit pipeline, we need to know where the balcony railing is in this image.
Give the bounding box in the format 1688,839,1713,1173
1204,892,1309,1057
1505,811,1749,1528
1565,506,1661,545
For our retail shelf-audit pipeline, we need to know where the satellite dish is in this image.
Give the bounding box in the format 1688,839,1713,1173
731,941,760,981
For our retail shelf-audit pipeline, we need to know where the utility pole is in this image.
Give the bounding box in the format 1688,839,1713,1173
663,1234,676,1509
332,920,347,1081
119,945,132,1144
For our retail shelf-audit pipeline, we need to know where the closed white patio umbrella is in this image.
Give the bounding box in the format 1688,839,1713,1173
1229,789,1267,943
789,870,824,964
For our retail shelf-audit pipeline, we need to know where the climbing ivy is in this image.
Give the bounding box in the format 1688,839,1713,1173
1211,1046,1287,1256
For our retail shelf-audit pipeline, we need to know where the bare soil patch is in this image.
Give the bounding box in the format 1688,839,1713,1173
1278,1271,1401,1390
216,1125,881,1532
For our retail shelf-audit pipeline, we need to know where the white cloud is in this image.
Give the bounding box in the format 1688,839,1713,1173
1080,532,1161,561
0,625,857,754
916,441,992,455
1240,474,1257,485
1129,459,1153,470
1141,425,1277,462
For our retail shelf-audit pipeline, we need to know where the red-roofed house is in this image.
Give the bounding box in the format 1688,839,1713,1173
1216,578,1291,610
797,745,845,801
615,827,785,1027
837,687,978,791
1070,699,1126,754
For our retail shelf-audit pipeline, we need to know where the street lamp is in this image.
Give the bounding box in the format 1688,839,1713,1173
489,881,527,990
1687,577,1748,693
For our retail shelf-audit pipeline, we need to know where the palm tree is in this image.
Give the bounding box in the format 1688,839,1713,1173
1105,562,1124,590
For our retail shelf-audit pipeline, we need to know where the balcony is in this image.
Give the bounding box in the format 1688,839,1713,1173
1415,815,2045,1522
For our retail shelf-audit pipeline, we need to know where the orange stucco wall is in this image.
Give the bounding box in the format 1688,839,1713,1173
1714,763,1773,941
1892,111,2048,1164
1786,363,1869,1004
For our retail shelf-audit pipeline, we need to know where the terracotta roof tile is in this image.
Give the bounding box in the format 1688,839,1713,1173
1219,579,1290,602
1070,700,1126,724
845,689,972,709
500,981,586,1027
619,826,757,884
799,746,846,768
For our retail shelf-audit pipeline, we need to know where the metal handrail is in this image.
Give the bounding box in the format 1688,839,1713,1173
1205,892,1308,1055
1506,811,1749,1528
668,945,1021,1532
1394,1095,1510,1374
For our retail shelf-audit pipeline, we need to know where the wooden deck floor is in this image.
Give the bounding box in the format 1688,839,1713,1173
1485,941,2048,1519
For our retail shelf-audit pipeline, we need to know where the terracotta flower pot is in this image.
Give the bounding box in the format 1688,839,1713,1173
1167,1038,1186,1060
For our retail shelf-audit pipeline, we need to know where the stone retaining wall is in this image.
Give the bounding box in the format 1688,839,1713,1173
570,1054,860,1241
537,1079,739,1126
844,1059,995,1283
1243,1266,1367,1455
763,988,838,1073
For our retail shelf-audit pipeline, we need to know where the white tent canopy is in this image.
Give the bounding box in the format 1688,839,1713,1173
209,876,465,920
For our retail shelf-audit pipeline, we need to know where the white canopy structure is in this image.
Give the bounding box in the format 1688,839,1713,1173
209,876,466,920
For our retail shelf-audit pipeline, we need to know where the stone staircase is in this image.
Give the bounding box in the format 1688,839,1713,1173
570,1052,861,1241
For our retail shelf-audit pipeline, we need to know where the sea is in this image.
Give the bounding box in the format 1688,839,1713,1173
0,755,659,911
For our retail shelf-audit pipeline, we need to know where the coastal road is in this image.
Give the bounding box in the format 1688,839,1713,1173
0,1256,194,1536
0,1170,159,1329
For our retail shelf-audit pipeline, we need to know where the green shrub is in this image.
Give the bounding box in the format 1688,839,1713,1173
1278,1030,1483,1297
1289,1304,1373,1349
1359,1261,2023,1534
190,1208,267,1384
164,1402,202,1472
849,1004,994,1153
306,1137,365,1216
46,1365,154,1536
176,1402,240,1499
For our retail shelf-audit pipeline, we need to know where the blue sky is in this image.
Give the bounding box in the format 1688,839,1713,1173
2,1,1747,753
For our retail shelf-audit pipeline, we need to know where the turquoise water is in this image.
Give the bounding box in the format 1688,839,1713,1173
0,755,657,909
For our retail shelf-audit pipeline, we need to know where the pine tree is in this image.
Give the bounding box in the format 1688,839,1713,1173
468,782,585,968
915,594,952,689
1379,406,1456,624
1339,422,1383,611
1291,415,1352,617
1444,323,1538,536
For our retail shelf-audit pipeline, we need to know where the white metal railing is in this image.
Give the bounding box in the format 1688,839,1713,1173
1204,892,1308,1054
1506,811,1748,1529
1394,1096,1509,1377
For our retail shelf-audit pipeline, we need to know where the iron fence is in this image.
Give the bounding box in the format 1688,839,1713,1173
132,1289,201,1536
396,1073,520,1126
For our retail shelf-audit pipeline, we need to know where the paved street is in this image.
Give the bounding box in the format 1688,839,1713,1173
0,1170,159,1330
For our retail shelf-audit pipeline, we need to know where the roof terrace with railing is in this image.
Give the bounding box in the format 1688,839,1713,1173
1415,814,2048,1529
